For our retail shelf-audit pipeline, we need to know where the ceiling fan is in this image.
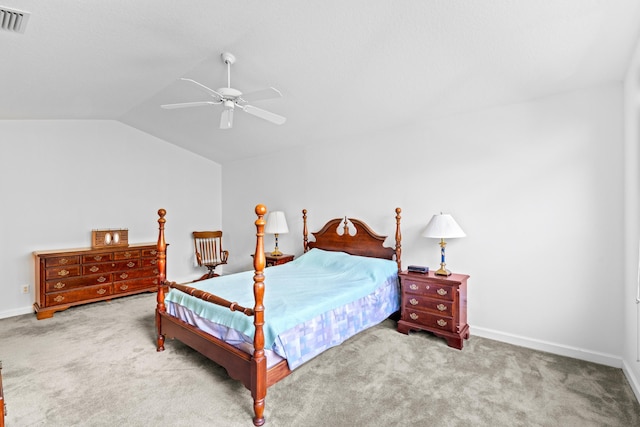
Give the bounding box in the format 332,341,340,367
161,52,286,129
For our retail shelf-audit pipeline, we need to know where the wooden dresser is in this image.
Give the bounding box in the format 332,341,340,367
397,271,470,349
33,243,160,319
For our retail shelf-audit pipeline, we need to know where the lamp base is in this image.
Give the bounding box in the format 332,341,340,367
270,249,283,256
434,267,451,276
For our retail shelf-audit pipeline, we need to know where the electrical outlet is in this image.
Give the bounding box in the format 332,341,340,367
22,284,29,294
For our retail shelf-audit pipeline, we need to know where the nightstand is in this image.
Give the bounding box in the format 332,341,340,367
252,253,295,267
397,271,469,349
265,253,294,267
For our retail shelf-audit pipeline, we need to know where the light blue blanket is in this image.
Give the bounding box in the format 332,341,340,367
165,248,398,348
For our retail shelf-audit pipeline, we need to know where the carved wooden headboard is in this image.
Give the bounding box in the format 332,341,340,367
302,208,402,271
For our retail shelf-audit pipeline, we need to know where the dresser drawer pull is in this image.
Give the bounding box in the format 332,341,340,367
150,250,157,255
437,288,448,296
124,252,132,258
409,313,419,320
93,255,103,261
153,279,158,284
90,266,99,273
150,259,157,265
54,282,66,289
58,269,69,277
119,284,129,291
59,258,69,265
153,268,159,274
437,319,447,327
409,284,419,291
97,288,107,295
120,273,129,279
127,262,135,268
97,276,107,283
437,304,447,311
409,298,419,306
54,295,64,302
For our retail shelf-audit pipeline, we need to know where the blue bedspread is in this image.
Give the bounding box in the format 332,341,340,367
165,248,399,349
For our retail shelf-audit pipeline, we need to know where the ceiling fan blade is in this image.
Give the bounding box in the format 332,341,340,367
241,104,286,125
161,101,218,109
180,78,223,100
220,108,234,129
239,87,282,103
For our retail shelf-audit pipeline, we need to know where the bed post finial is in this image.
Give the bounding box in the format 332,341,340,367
395,207,402,272
252,204,267,426
156,208,167,351
302,209,308,252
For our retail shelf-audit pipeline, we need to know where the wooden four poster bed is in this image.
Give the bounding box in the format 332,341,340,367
155,205,402,426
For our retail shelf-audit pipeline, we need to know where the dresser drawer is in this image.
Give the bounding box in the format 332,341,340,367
44,255,80,267
113,267,158,282
46,285,113,306
403,308,456,333
82,259,141,275
82,253,113,263
113,277,158,293
44,265,81,280
141,248,159,258
114,250,141,260
45,274,111,292
403,294,453,316
402,279,455,301
141,257,158,267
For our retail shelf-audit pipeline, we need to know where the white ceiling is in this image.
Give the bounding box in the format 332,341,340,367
2,1,640,164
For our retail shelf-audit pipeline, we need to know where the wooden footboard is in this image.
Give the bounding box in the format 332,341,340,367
155,205,283,426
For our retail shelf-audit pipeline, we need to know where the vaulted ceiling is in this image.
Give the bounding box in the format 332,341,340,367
2,1,640,164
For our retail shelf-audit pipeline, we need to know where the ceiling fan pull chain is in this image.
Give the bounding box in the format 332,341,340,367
227,61,231,89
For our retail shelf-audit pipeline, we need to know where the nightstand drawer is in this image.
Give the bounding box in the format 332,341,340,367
403,295,453,316
402,280,455,301
403,309,456,333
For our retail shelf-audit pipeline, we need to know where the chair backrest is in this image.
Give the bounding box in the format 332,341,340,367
193,231,228,268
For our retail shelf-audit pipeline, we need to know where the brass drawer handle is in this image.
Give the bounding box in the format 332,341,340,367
437,319,447,327
153,279,158,284
54,295,64,302
150,259,157,265
58,269,69,277
437,288,448,296
119,284,129,291
54,282,65,289
124,252,132,258
409,298,419,306
90,266,99,273
94,255,103,261
409,313,419,320
97,288,107,295
437,304,447,311
409,284,418,291
127,262,135,268
97,276,107,283
150,250,157,255
120,273,129,279
59,258,69,265
153,268,158,274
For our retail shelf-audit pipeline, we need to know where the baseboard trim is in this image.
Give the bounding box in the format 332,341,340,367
471,326,622,368
622,360,640,403
0,305,33,319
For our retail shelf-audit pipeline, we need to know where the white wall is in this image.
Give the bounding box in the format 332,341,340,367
223,84,624,367
0,120,222,318
623,37,640,400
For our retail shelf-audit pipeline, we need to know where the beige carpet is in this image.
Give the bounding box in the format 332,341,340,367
1,293,639,426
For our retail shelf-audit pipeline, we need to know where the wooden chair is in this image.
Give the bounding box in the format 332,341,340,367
193,231,229,280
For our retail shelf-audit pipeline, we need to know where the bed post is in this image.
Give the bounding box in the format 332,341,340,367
395,207,402,272
302,209,308,253
156,208,167,352
252,204,267,426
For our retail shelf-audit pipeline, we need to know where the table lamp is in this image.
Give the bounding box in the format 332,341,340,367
422,213,466,276
264,211,289,256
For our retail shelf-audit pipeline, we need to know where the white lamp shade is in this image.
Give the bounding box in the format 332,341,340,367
422,213,466,239
265,211,289,234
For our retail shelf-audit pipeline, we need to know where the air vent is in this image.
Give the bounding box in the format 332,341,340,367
0,6,30,34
